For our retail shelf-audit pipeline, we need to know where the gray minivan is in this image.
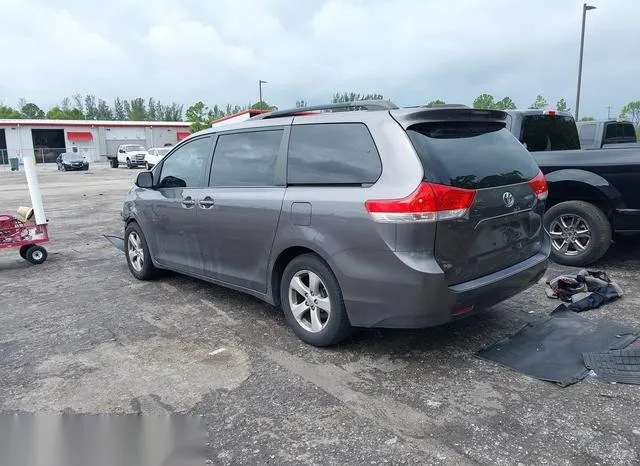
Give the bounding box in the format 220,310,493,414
121,101,550,346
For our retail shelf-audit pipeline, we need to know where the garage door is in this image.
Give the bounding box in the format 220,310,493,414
105,139,147,157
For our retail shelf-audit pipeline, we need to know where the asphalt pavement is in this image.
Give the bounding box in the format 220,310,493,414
1,163,639,465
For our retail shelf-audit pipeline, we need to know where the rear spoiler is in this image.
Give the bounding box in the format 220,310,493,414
390,108,507,129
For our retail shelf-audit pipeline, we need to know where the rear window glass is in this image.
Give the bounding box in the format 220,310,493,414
520,115,580,151
604,122,637,143
287,123,382,185
406,122,539,190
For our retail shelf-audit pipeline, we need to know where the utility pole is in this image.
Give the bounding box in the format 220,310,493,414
575,3,597,121
259,80,267,110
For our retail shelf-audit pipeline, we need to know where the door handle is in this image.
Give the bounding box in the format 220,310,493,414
198,196,215,209
182,196,196,208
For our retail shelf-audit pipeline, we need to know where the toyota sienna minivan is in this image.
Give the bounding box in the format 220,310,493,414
121,101,550,346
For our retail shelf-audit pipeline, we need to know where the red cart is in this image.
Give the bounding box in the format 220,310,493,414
0,214,49,264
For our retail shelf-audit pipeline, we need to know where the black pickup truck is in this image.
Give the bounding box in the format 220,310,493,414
505,110,640,266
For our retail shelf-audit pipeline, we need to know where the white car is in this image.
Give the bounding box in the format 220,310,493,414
144,147,171,170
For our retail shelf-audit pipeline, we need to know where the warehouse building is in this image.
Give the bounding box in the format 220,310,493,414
0,119,190,164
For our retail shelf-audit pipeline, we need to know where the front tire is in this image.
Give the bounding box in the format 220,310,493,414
280,254,351,346
125,222,157,280
544,200,612,266
25,245,47,265
145,162,151,170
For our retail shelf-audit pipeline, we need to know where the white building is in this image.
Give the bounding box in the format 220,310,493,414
0,119,191,164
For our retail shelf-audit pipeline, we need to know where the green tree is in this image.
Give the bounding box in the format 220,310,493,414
128,97,147,120
46,106,84,119
20,102,45,119
114,98,126,120
579,116,596,121
251,101,274,110
0,105,21,118
620,101,640,126
529,95,549,110
332,92,384,104
426,99,446,107
123,100,131,118
84,95,98,119
96,99,113,120
147,98,156,120
472,93,495,109
186,101,210,132
494,97,517,110
556,98,570,112
164,103,183,121
72,93,84,115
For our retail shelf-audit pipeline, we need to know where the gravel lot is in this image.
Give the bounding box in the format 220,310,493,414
1,163,639,465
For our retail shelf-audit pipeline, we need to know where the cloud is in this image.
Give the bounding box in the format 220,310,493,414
0,0,638,118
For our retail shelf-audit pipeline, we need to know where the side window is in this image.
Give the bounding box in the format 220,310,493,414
579,123,596,145
210,129,283,187
158,137,211,188
287,123,382,185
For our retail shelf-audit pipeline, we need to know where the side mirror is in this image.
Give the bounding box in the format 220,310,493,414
136,171,154,189
119,149,125,153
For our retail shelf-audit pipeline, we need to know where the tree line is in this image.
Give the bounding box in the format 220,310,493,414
0,94,185,122
2,92,639,130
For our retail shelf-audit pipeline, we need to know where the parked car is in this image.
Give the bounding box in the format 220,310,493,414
144,147,171,170
56,152,89,171
576,119,639,149
108,144,148,169
120,101,550,346
503,109,640,266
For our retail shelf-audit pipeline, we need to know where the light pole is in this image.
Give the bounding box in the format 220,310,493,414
575,3,596,121
259,80,267,110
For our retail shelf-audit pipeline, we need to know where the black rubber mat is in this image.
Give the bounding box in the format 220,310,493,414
476,311,640,386
582,349,640,385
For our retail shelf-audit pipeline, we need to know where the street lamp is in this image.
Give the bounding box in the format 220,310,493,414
575,3,596,121
258,80,267,110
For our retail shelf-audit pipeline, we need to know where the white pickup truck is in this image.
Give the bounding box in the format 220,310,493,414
108,144,149,169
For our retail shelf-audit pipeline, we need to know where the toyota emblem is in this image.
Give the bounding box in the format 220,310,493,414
502,192,515,208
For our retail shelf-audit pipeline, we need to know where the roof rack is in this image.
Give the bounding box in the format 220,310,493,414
251,100,399,120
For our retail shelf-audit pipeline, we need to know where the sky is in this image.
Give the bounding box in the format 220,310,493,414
0,0,638,119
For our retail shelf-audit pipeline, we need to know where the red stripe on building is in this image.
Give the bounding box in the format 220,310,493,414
67,131,93,141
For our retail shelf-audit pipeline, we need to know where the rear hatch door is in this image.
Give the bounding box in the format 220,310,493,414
395,110,546,285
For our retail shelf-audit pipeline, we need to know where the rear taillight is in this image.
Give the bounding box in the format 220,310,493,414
365,182,476,223
528,170,548,201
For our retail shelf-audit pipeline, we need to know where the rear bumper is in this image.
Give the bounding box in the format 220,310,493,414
613,208,640,232
333,242,549,329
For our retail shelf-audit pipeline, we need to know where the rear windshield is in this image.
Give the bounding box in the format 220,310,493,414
604,122,637,144
520,115,580,151
406,122,539,190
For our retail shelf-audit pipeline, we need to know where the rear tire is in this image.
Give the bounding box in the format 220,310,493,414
110,159,119,168
125,222,157,280
280,254,351,346
544,200,612,266
25,245,47,265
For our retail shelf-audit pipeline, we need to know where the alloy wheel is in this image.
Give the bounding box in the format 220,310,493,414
548,214,591,256
288,270,331,333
